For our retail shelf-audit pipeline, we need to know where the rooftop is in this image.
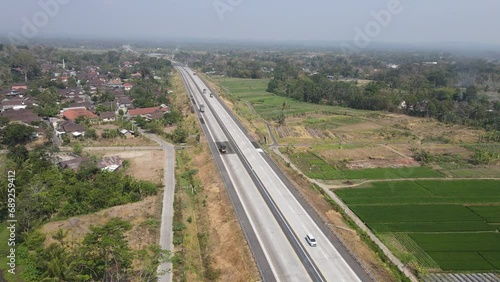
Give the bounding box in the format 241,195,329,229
128,106,168,117
62,109,98,121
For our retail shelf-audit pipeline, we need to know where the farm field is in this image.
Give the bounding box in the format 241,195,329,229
212,77,498,172
215,77,367,120
210,76,500,276
335,180,500,272
286,151,443,180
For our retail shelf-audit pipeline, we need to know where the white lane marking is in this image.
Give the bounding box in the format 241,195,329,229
179,68,310,279
187,69,361,281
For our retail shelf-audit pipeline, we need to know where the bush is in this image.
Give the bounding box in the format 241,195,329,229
85,128,98,140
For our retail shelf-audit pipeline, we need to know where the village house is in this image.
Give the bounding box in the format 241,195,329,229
97,156,123,172
1,97,34,111
59,156,91,171
63,101,94,111
99,111,116,122
116,96,134,108
11,83,28,92
59,76,69,83
62,108,98,122
107,79,123,88
123,83,134,91
0,109,40,124
58,120,86,137
127,106,169,120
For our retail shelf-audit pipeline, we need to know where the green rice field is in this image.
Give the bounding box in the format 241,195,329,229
215,78,366,120
335,180,500,271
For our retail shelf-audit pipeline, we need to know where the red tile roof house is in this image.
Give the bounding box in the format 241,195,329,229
62,109,98,122
123,83,134,91
11,83,28,91
127,106,169,120
107,79,123,88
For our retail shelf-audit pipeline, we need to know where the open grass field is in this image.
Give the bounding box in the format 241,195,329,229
287,151,442,180
215,77,366,120
335,180,500,272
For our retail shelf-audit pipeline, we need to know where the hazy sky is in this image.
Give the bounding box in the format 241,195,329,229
1,0,500,45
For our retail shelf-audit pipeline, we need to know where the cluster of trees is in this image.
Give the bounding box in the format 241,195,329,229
1,123,36,146
177,50,275,78
22,219,169,281
0,144,158,234
267,59,500,131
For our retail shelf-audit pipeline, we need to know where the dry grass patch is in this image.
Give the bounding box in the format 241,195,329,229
319,145,401,162
89,150,165,183
41,194,162,254
390,143,472,158
189,145,259,281
334,121,384,132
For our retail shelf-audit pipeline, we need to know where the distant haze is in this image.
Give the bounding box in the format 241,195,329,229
1,0,500,46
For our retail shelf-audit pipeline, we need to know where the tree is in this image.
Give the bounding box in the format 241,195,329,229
276,111,286,125
136,245,171,281
7,145,29,166
85,129,98,140
73,143,83,155
0,116,9,127
11,49,39,82
463,85,478,102
164,109,182,125
0,67,13,87
410,147,432,165
80,218,133,281
1,123,35,146
172,126,188,143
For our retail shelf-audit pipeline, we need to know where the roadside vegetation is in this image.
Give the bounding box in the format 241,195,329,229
209,73,500,279
170,71,259,281
0,144,164,281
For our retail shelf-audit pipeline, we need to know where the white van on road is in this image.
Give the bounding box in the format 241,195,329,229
305,234,317,247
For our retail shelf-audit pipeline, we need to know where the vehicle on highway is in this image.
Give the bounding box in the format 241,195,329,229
203,88,207,94
193,72,197,75
210,93,213,97
219,144,227,153
199,104,205,112
305,234,317,247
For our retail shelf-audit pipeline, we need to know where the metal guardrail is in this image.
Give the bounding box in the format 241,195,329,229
185,67,326,282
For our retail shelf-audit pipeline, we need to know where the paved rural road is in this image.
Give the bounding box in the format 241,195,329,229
135,130,175,282
59,146,162,151
179,66,372,281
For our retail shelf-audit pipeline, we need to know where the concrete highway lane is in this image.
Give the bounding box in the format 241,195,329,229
178,67,311,281
185,67,369,281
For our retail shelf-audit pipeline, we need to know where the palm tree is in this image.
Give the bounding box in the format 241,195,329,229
41,247,79,282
